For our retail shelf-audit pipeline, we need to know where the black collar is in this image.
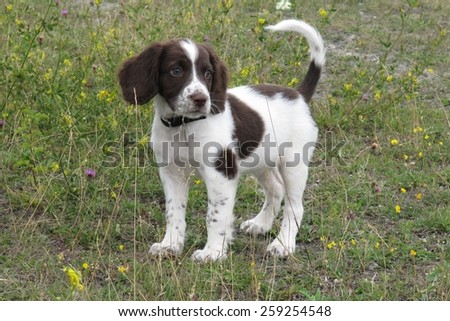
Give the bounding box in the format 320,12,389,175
160,115,206,128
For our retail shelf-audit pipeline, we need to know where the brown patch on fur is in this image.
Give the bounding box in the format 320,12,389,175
215,148,237,179
199,44,228,114
297,61,322,103
228,93,265,159
251,84,300,100
118,42,164,105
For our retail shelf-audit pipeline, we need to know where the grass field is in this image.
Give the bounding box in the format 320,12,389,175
1,0,449,300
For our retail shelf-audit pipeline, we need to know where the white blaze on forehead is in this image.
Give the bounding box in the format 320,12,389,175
180,40,198,64
176,39,211,114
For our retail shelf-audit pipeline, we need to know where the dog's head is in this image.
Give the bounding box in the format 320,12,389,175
118,39,228,117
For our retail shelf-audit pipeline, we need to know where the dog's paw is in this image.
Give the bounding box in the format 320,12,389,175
149,242,183,257
191,248,227,262
240,218,272,235
266,240,295,258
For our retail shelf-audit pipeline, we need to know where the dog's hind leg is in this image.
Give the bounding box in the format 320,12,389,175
267,161,309,257
240,168,284,235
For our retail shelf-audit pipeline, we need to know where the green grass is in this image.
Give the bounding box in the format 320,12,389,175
1,0,449,300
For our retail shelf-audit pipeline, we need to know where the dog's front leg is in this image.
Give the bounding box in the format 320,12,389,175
149,164,189,256
191,167,238,262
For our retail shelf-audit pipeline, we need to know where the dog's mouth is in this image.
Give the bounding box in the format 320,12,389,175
168,100,211,118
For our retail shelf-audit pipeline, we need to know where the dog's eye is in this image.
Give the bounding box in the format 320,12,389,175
204,70,213,80
170,67,183,77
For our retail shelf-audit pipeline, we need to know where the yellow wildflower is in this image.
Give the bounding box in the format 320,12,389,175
395,205,401,214
386,75,393,82
107,92,116,103
82,262,89,270
97,90,109,101
258,18,266,25
288,77,299,86
63,267,84,291
240,67,249,78
118,265,129,274
138,135,149,146
319,8,328,18
413,127,424,133
390,139,399,145
50,162,60,172
403,154,409,161
351,239,357,246
400,188,407,193
221,0,233,10
63,59,73,69
344,83,353,91
194,179,202,185
374,91,382,101
63,114,73,127
418,151,423,158
119,244,124,251
409,249,417,257
43,68,53,81
327,241,336,249
415,192,422,200
374,242,380,249
6,4,13,11
328,95,337,106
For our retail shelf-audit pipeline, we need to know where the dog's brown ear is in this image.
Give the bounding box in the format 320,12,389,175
118,43,164,105
202,44,228,114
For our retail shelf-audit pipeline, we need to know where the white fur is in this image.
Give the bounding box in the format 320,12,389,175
149,20,324,261
265,19,326,67
174,40,211,116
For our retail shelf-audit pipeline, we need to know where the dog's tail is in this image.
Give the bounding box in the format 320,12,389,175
265,20,325,103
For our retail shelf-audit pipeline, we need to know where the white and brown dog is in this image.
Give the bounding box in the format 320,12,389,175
118,20,325,261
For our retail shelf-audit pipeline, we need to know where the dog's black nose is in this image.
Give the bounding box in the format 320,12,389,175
190,92,208,108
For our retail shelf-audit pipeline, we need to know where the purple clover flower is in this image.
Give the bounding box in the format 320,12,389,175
61,9,68,17
85,169,96,178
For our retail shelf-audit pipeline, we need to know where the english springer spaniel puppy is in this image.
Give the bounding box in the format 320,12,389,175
118,20,325,261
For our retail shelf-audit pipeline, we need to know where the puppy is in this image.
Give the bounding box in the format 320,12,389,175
118,20,325,261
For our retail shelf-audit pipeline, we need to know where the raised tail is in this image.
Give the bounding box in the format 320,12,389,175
265,20,325,103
